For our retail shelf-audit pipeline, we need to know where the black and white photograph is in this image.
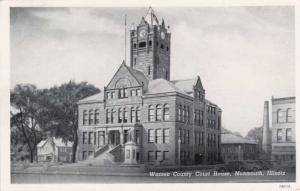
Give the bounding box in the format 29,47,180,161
0,1,298,190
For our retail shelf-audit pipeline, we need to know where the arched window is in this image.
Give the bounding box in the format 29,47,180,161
178,104,182,121
156,105,162,121
83,110,88,125
123,108,128,123
94,109,100,124
286,108,293,122
277,109,284,123
89,109,94,125
148,105,155,122
136,107,141,122
163,104,170,120
131,107,136,123
118,108,122,123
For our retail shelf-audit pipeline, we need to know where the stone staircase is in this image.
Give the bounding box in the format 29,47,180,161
80,144,123,166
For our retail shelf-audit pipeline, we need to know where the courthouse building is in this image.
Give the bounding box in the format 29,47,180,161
77,8,222,166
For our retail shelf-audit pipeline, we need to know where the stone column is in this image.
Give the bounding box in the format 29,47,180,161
105,129,109,145
120,130,124,145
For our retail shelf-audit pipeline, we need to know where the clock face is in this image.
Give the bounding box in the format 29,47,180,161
161,32,165,39
139,29,147,38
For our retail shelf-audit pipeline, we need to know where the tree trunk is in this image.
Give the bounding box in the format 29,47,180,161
29,147,34,163
72,131,78,163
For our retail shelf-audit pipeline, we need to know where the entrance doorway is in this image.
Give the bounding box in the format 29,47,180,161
109,130,120,146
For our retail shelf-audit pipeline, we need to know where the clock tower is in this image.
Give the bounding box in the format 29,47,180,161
130,7,171,81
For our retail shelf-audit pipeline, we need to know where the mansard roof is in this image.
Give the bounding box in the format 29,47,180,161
221,133,257,145
77,91,104,104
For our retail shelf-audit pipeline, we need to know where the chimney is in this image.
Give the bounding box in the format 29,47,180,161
262,101,271,159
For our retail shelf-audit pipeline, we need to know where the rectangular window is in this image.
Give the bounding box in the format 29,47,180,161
82,132,87,144
156,129,163,144
136,108,141,122
88,132,94,144
111,92,115,99
139,42,146,48
148,151,154,161
98,131,105,145
186,130,190,144
155,151,162,161
83,111,88,125
124,130,129,143
149,107,155,121
156,106,162,121
135,130,140,144
131,108,136,123
131,89,136,97
118,109,122,123
277,129,283,142
106,110,110,124
95,110,100,124
187,107,190,124
163,129,170,143
82,151,87,160
286,128,292,142
148,40,152,46
181,129,185,144
133,43,137,49
163,151,169,161
88,151,93,157
123,109,128,123
136,89,142,96
111,110,115,123
201,111,204,125
148,129,155,143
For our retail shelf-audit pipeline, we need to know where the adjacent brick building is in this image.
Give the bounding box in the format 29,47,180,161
262,96,295,164
77,7,222,166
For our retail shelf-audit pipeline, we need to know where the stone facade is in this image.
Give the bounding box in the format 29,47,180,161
76,8,222,166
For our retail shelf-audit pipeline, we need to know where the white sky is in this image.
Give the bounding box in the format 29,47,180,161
11,7,295,136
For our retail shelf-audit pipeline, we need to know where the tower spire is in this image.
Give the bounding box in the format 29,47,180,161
144,6,159,25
